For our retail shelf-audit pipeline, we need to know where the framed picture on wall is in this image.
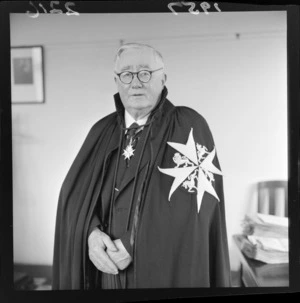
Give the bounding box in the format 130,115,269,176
10,46,45,104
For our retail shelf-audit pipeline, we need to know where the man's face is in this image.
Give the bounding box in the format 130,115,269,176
114,47,166,118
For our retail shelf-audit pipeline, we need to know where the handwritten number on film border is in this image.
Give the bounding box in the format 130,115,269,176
65,2,79,16
50,1,63,14
26,1,38,18
38,3,47,13
26,1,79,18
182,2,200,15
168,2,221,15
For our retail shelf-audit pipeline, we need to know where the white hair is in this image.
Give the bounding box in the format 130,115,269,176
114,42,165,70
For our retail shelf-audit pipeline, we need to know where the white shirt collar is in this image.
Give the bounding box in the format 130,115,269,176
124,110,150,128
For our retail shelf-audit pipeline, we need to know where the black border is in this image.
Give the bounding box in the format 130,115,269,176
10,45,45,105
0,1,299,302
287,3,300,292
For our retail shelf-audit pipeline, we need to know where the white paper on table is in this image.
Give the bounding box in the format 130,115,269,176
257,213,288,227
248,235,289,252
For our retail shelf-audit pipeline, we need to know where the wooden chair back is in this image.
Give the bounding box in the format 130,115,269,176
257,180,288,217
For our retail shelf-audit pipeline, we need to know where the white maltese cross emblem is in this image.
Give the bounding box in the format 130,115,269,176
158,128,223,213
123,141,135,160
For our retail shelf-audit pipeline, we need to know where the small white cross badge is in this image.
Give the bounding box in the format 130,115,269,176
123,139,135,160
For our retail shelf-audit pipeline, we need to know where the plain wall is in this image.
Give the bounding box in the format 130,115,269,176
10,12,287,271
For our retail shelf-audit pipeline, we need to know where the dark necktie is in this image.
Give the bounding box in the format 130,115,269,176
123,122,140,164
125,122,139,147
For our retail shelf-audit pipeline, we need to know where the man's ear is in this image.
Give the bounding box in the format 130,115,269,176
114,76,117,84
161,74,167,86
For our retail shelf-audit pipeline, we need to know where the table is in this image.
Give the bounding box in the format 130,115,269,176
232,235,289,287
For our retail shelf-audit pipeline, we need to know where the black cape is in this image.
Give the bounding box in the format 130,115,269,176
52,87,231,289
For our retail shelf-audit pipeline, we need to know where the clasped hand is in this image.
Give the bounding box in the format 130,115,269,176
88,228,132,275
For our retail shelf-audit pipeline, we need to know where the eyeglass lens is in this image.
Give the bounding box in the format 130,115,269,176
120,71,151,84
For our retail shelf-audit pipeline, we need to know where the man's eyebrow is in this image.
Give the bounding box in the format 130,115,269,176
120,65,132,71
119,64,151,71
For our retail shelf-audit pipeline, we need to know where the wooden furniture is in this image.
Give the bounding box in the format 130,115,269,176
14,271,35,290
233,235,289,287
233,180,289,287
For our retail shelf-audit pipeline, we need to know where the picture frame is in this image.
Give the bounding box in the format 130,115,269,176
10,46,45,104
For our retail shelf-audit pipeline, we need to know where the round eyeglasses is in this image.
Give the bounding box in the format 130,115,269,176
115,68,164,84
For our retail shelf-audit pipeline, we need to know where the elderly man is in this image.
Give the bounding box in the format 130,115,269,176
52,43,231,289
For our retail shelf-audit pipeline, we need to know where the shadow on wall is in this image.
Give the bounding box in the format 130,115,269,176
244,183,259,216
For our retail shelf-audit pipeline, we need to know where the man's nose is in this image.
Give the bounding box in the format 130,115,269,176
131,74,143,87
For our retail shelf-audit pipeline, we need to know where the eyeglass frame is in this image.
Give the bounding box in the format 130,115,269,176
114,67,164,84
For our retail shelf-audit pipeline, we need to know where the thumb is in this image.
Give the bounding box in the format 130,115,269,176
103,236,118,252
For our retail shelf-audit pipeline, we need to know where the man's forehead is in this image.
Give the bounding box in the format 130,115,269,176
116,48,158,71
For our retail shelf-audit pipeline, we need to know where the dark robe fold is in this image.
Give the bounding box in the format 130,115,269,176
52,86,231,289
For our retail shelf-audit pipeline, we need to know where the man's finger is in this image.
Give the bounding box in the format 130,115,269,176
89,250,119,274
107,239,132,270
102,235,118,252
98,249,119,273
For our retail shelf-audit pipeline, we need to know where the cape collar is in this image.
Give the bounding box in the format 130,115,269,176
113,86,169,126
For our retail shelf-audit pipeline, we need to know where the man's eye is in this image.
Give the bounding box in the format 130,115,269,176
122,72,131,77
139,71,149,77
